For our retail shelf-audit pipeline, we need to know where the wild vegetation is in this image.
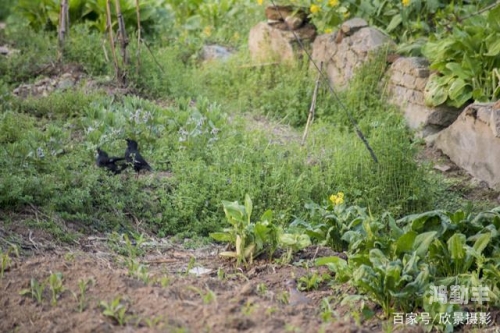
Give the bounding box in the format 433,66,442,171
1,1,499,332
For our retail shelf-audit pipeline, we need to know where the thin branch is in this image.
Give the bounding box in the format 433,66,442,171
141,38,165,74
458,1,499,22
301,62,322,145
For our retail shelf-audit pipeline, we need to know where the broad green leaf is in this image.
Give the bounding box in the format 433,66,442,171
413,231,437,257
395,231,417,255
472,232,491,254
386,14,402,33
424,75,448,106
260,209,273,223
448,79,468,101
447,233,465,260
445,63,471,80
316,256,346,266
244,194,253,221
485,39,500,57
369,249,389,268
209,232,232,242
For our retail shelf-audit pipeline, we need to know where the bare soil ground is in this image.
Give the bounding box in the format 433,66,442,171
0,224,379,333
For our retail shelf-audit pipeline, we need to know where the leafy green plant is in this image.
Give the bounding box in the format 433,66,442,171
187,286,217,304
125,258,150,284
15,0,171,34
47,271,65,306
72,277,95,312
19,278,45,304
100,296,129,326
423,6,500,107
0,245,18,278
158,276,170,288
210,194,279,266
279,232,311,263
298,272,326,291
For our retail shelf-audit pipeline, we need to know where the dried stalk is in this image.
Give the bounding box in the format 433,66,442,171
114,0,129,66
135,0,141,75
57,0,69,57
301,62,322,146
105,0,121,83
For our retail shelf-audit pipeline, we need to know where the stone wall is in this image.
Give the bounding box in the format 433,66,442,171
435,102,500,189
310,18,393,88
248,13,500,189
387,57,463,137
248,5,316,62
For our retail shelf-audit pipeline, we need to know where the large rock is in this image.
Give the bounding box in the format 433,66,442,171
310,18,394,88
388,57,463,136
435,102,500,189
249,21,316,62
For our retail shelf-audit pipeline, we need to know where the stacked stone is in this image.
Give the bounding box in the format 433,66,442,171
311,18,393,88
388,57,462,136
248,6,316,61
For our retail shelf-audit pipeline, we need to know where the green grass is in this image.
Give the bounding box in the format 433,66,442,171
0,22,492,242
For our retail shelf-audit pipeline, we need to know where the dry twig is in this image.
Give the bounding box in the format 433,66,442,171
301,62,322,145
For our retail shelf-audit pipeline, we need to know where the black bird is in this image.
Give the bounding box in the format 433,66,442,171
125,138,152,173
96,148,126,175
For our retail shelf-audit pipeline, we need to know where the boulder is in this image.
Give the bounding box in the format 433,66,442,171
265,5,307,22
248,21,316,62
435,102,500,189
388,57,463,136
310,18,394,88
201,45,233,62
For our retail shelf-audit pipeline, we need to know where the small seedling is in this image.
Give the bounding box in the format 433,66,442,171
277,291,289,305
158,276,170,288
319,297,335,322
187,286,217,304
265,306,277,316
100,296,128,326
123,233,146,258
19,278,45,304
142,315,164,328
1,251,11,279
256,283,267,296
125,258,150,284
72,277,95,312
185,256,196,276
64,252,75,262
241,300,256,316
47,271,65,306
216,267,225,281
1,245,19,278
298,272,323,291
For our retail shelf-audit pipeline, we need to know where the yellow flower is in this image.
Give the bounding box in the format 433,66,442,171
329,192,345,205
324,28,333,34
203,26,212,37
402,0,410,6
328,0,339,7
257,0,264,5
310,4,320,14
